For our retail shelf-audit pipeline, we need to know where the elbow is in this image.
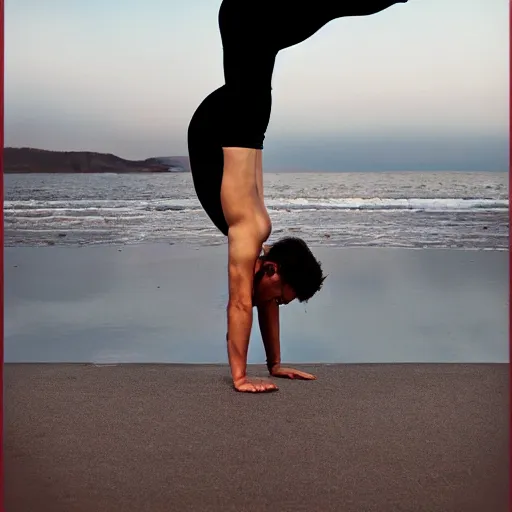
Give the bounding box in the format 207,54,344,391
227,298,253,314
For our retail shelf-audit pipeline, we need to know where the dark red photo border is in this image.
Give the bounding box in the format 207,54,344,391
1,0,5,510
0,2,509,511
509,1,512,510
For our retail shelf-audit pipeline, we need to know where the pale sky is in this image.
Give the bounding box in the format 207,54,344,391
4,0,509,171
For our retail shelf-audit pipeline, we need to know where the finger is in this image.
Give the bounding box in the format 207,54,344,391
296,371,316,380
251,384,259,392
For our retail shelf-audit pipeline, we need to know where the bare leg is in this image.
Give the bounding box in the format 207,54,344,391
255,150,269,252
255,150,265,206
221,147,271,246
220,148,270,239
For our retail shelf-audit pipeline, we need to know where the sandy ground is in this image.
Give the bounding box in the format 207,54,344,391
4,362,509,512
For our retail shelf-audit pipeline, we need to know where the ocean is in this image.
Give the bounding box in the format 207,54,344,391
4,171,509,250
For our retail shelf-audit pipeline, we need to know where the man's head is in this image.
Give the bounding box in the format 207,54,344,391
253,237,326,306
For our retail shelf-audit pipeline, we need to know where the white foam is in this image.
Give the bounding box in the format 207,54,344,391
4,196,508,214
266,197,509,211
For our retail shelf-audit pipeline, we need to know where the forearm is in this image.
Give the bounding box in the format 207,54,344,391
223,219,263,385
227,301,253,383
257,303,281,372
262,334,281,372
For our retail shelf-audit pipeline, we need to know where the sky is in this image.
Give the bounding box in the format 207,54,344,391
4,0,509,171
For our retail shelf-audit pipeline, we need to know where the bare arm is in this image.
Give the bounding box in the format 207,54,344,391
221,147,276,392
226,223,262,385
257,300,281,373
257,299,317,381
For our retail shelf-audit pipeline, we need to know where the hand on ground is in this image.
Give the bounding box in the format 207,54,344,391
234,377,278,393
270,366,316,380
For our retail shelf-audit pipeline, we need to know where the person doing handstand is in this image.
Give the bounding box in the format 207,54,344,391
188,0,409,392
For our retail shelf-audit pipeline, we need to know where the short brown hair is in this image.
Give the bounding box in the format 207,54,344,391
264,237,326,302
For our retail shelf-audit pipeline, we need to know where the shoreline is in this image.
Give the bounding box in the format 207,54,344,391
4,169,508,173
4,361,508,368
5,241,508,250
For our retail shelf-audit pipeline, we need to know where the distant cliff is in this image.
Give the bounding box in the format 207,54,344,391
4,147,190,173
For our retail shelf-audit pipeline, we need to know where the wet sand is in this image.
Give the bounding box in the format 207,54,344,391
4,244,508,364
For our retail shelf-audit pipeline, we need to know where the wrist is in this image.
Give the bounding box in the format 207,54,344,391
232,375,246,387
267,361,280,373
230,361,246,384
229,353,247,383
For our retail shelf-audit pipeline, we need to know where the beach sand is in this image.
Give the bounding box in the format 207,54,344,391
4,244,509,511
4,363,509,512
